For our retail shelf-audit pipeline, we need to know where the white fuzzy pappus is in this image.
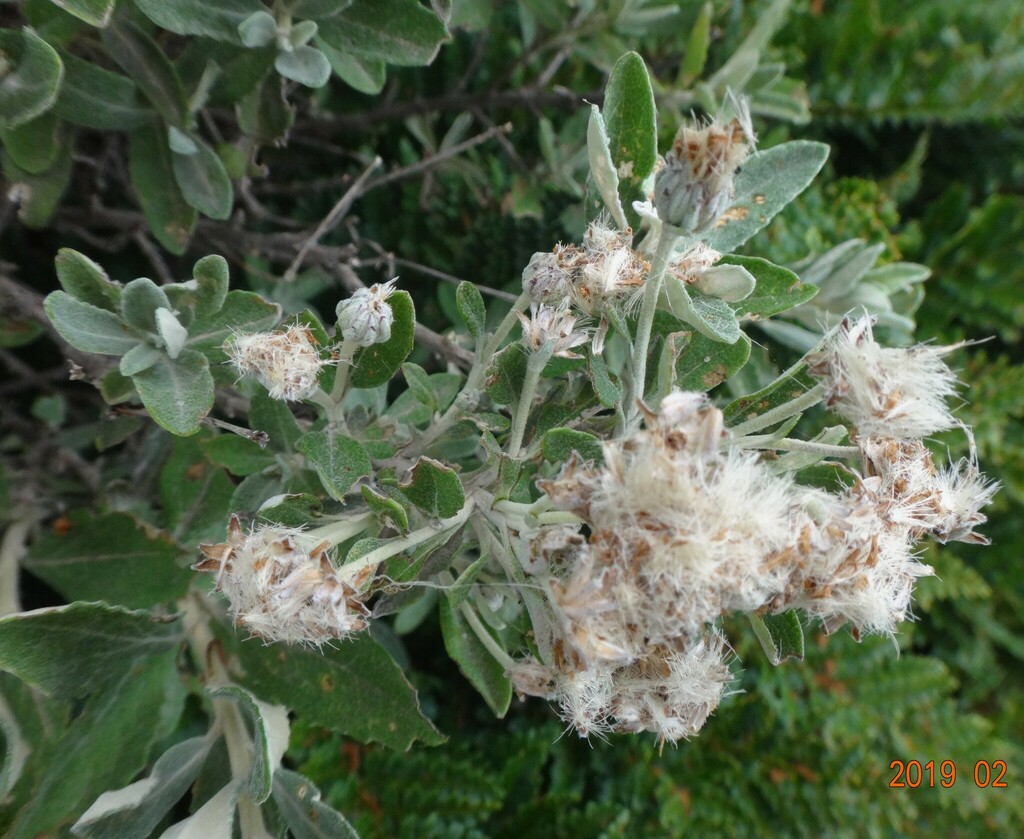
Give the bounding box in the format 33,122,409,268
225,323,329,402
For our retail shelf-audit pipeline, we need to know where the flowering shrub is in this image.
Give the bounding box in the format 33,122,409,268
0,1,1017,836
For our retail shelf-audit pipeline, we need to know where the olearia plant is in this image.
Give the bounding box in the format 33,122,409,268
0,49,998,838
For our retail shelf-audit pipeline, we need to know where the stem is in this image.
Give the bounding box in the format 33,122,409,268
535,510,585,526
340,500,475,576
404,294,531,459
628,230,677,423
0,517,32,617
329,338,359,404
507,345,552,458
728,435,859,459
182,594,269,839
308,511,375,546
460,600,517,671
727,383,826,438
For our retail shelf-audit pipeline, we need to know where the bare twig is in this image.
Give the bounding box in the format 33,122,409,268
134,230,176,284
282,156,383,282
391,257,519,302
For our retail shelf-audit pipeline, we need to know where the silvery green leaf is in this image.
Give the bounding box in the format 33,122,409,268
51,0,117,27
102,23,188,127
71,736,213,839
863,261,930,293
273,769,360,839
439,599,512,717
585,105,628,230
755,318,821,353
167,126,198,156
120,343,161,377
54,54,150,131
0,603,182,700
749,608,805,666
159,781,238,839
54,248,121,311
192,255,230,315
155,308,188,359
817,242,884,299
289,20,319,47
295,430,373,499
171,137,234,220
317,0,449,66
661,278,741,343
207,686,288,803
121,278,171,333
129,122,197,255
237,10,278,47
703,140,830,254
274,45,332,88
693,264,756,302
132,350,215,436
317,38,386,93
134,0,263,43
0,29,64,131
44,292,141,355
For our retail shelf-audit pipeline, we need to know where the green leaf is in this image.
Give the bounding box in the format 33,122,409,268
439,598,512,717
101,22,187,126
399,456,465,519
584,105,628,229
201,434,276,476
293,0,354,17
133,0,261,44
350,290,415,388
71,737,213,839
704,140,830,254
2,139,72,228
160,435,235,544
587,352,621,408
44,291,140,355
54,53,150,130
688,295,743,344
186,290,281,360
0,602,182,700
317,36,386,94
749,610,805,666
541,428,604,464
402,361,436,409
172,137,234,220
120,277,171,333
230,631,444,748
724,255,818,319
119,342,162,376
129,122,197,254
54,248,121,311
675,328,751,392
207,685,288,804
679,1,712,84
192,254,230,314
318,0,448,66
296,430,373,500
722,362,815,426
24,511,190,609
0,109,59,174
0,28,64,130
361,485,409,533
602,51,657,230
132,350,215,436
273,769,360,839
7,651,184,839
257,493,323,528
484,343,528,406
275,45,332,88
236,73,295,146
455,281,486,338
50,0,116,27
249,390,302,451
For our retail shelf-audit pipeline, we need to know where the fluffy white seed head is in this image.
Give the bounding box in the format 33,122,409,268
518,303,590,358
336,279,398,347
195,516,371,646
226,324,328,401
810,317,961,440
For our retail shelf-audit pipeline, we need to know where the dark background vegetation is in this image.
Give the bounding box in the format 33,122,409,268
2,1,1022,836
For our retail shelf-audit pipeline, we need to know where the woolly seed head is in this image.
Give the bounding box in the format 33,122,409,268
518,303,590,358
522,251,574,305
225,323,328,401
195,516,371,646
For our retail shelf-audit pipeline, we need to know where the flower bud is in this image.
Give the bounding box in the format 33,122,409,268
522,251,573,305
654,114,752,234
336,279,398,347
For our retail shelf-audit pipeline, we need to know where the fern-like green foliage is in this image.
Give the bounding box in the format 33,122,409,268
779,0,1024,123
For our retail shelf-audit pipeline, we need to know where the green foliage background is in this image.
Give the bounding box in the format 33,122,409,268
1,0,1022,836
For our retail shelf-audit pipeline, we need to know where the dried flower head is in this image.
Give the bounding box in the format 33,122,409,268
809,317,962,440
518,303,590,358
522,251,574,305
195,516,371,646
226,323,328,401
336,279,398,347
654,101,753,233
